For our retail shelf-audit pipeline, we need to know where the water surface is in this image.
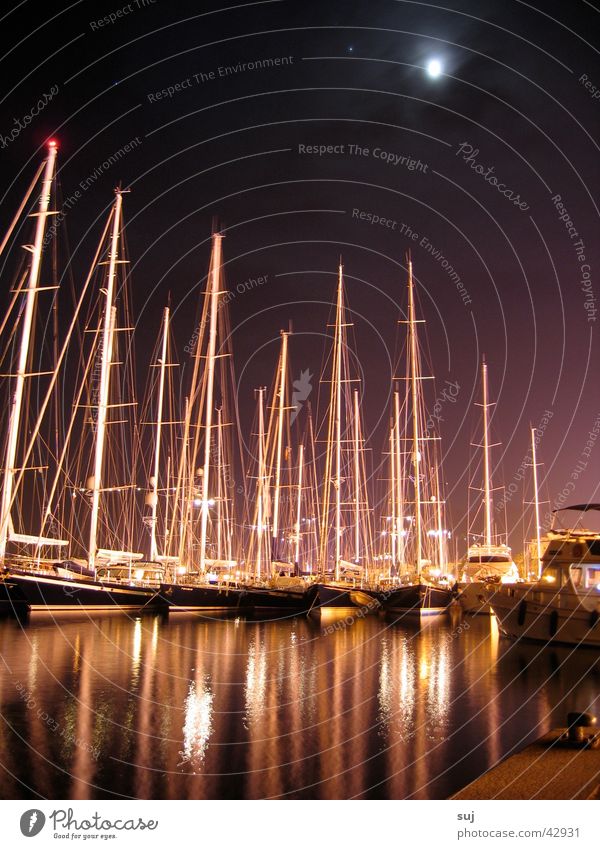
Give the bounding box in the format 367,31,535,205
1,610,599,799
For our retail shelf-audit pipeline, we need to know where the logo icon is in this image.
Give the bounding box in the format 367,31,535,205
20,810,46,837
291,369,313,424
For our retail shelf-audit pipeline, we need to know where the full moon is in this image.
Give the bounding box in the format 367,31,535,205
426,58,442,78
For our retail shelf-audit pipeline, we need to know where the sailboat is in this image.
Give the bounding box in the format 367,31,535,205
381,259,455,617
1,148,165,609
158,231,248,612
458,359,518,614
141,305,180,569
242,335,319,614
315,262,377,610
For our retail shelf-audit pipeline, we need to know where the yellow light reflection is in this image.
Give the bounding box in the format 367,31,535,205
130,618,142,689
151,616,159,655
244,639,266,725
378,639,391,721
489,613,499,660
180,679,214,767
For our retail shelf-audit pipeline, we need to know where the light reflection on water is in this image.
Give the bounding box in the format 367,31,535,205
0,611,599,799
180,679,214,770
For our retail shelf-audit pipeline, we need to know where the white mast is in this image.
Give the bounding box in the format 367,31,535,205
407,260,422,578
531,425,542,577
394,389,403,569
334,263,343,580
434,465,446,573
271,330,289,553
88,189,123,574
164,453,172,559
149,306,169,561
294,443,304,566
216,407,223,561
256,387,266,580
353,388,360,563
390,422,396,567
0,142,57,561
177,396,190,569
199,232,222,574
481,359,493,548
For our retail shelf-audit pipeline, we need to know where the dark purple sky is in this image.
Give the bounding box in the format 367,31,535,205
1,0,598,550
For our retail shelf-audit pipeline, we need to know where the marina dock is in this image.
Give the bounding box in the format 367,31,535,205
452,725,600,800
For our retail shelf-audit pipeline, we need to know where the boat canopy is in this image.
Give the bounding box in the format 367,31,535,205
96,548,143,564
9,531,68,547
555,504,600,512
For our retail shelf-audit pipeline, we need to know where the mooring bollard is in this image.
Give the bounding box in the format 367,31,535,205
567,711,597,744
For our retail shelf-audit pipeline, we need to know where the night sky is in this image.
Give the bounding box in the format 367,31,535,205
1,0,599,551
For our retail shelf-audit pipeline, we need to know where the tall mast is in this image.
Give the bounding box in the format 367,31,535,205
434,465,446,572
531,426,542,577
271,330,289,553
256,387,266,580
390,421,396,567
199,232,222,574
177,396,190,568
481,358,493,548
353,388,360,562
0,142,57,561
294,443,304,566
307,404,320,535
334,264,343,579
216,407,223,561
149,306,169,561
394,389,403,569
164,453,172,560
407,260,422,577
88,189,123,573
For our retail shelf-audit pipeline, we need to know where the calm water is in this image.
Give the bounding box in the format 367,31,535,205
1,609,599,799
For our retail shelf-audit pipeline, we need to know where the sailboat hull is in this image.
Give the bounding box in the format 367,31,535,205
158,583,248,611
0,577,29,615
382,583,454,616
243,583,319,613
5,570,163,611
316,583,364,609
